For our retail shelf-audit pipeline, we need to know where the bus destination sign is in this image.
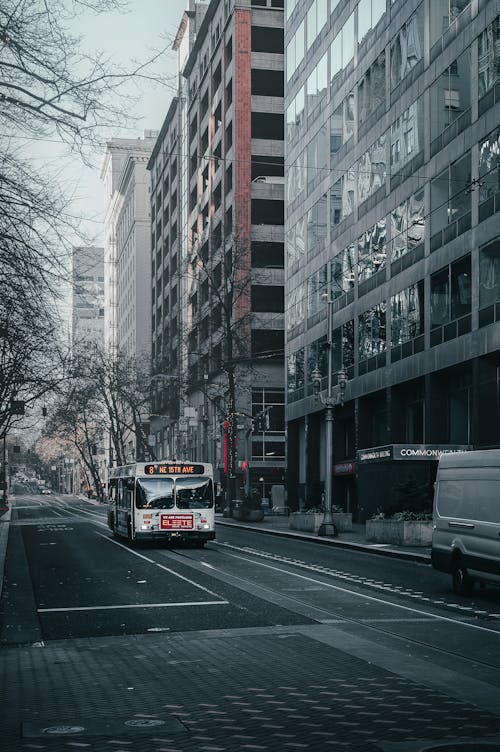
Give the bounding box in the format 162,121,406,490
144,463,205,475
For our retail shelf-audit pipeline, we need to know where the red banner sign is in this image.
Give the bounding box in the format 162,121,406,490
160,515,194,530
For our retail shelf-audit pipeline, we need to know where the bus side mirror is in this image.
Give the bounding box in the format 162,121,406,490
126,479,135,491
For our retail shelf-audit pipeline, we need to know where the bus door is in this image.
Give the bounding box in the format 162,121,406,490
116,477,134,538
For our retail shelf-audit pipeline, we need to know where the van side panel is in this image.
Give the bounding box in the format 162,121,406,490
432,458,500,586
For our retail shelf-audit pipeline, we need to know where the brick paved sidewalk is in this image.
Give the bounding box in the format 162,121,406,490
2,626,500,752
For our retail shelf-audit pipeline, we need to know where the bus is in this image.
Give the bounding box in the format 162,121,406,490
107,461,216,546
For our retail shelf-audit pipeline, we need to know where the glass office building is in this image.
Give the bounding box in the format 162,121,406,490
285,0,500,519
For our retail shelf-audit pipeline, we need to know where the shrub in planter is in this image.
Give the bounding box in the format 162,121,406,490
366,510,432,545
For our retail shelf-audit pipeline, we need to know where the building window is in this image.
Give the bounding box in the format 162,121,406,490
430,152,471,237
331,91,355,154
357,135,387,205
391,188,424,261
287,348,305,392
390,3,423,89
430,49,471,143
358,303,386,361
479,127,500,209
330,244,355,298
358,51,385,125
358,0,386,48
286,86,305,144
306,193,327,254
390,98,423,174
478,16,500,98
307,265,327,316
286,19,305,80
430,254,471,328
287,281,306,331
306,52,328,117
358,217,387,282
306,0,328,50
479,237,500,311
330,11,355,82
391,280,424,346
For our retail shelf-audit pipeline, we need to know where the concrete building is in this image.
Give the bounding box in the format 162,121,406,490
101,134,158,359
149,0,286,505
101,133,158,464
71,246,105,351
285,0,500,520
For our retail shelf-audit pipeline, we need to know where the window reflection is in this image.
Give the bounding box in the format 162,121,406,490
391,281,424,346
357,136,386,205
307,193,327,253
307,265,327,315
330,12,355,82
358,218,387,282
358,303,387,360
306,52,328,117
429,1,471,49
286,86,305,144
390,4,423,89
430,49,470,141
478,16,500,98
330,244,355,297
287,149,306,203
479,127,500,205
287,20,305,81
306,124,329,185
430,152,471,236
391,188,424,261
287,282,306,330
287,348,305,391
479,237,500,310
358,52,385,125
307,0,327,49
358,0,386,48
390,98,423,174
431,255,471,328
331,91,355,154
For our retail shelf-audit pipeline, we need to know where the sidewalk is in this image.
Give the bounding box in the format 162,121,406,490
216,512,431,563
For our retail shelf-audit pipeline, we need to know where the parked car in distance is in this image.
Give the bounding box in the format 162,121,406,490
431,449,500,595
41,488,52,495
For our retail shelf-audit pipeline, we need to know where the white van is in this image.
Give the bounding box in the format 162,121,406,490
431,449,500,595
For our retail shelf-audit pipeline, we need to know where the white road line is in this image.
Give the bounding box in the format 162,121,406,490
218,546,500,636
95,532,225,600
37,600,228,613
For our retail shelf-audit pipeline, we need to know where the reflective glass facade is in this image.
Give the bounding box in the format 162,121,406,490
285,0,500,517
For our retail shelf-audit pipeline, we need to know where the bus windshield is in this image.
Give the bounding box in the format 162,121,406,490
175,476,213,509
136,478,174,509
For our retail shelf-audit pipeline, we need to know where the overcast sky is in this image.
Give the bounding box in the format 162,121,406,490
31,0,190,247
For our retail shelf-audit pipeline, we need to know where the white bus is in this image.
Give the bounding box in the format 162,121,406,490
107,461,215,547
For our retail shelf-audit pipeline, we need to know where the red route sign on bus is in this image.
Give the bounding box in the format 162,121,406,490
160,514,194,530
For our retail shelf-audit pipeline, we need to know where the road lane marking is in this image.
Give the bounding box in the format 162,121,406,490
216,546,500,637
96,532,226,600
37,601,228,613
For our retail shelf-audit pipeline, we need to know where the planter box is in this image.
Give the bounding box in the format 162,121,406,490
290,512,352,534
232,508,264,522
365,519,432,546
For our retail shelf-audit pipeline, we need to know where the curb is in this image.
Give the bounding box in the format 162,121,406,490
215,519,431,564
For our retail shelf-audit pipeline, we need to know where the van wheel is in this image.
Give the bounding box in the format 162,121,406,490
452,557,473,596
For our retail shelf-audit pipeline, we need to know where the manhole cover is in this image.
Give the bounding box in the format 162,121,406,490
125,719,165,728
42,726,85,735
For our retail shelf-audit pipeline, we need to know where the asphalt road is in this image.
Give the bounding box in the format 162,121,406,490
1,493,500,751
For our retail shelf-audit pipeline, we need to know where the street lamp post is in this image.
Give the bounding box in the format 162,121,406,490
312,295,348,537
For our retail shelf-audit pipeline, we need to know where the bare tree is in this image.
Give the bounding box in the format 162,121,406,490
0,0,173,427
